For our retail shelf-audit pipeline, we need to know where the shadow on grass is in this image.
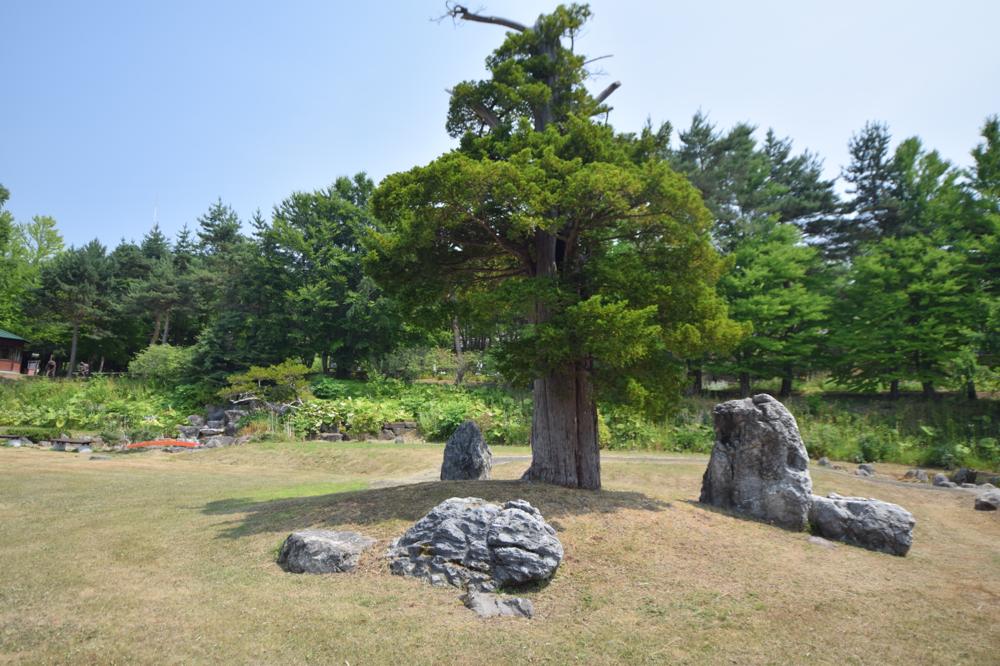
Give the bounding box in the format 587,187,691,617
203,479,670,539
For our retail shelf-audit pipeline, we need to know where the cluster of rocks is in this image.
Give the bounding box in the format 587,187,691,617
309,420,420,443
177,408,248,448
276,495,562,619
700,394,916,556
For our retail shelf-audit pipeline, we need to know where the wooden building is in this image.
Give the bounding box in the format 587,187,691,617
0,329,27,375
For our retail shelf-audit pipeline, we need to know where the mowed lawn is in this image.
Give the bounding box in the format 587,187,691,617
1,442,998,664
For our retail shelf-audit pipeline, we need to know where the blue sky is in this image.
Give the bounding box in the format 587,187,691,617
3,0,998,247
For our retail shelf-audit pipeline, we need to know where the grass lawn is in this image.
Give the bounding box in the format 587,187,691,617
1,441,998,664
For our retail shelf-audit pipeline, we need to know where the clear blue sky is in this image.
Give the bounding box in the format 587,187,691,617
3,0,998,247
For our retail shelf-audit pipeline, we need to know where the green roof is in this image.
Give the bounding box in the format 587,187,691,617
0,328,27,342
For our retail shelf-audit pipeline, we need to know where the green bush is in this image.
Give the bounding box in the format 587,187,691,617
128,344,197,389
290,397,408,437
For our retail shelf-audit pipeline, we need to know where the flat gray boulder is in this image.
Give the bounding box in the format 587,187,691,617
461,589,533,618
974,489,1000,511
387,497,562,592
441,421,492,481
277,530,375,574
700,394,813,530
808,493,915,556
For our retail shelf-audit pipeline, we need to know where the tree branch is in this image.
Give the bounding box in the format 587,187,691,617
447,3,528,32
593,81,622,106
470,102,500,130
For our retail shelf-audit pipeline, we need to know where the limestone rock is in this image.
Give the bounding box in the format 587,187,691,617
857,463,875,476
903,469,929,482
461,590,533,618
440,421,492,481
187,415,206,427
387,497,562,592
933,473,957,488
700,394,813,530
203,435,235,448
974,490,1000,511
178,425,201,442
277,530,375,574
808,493,915,556
817,457,831,467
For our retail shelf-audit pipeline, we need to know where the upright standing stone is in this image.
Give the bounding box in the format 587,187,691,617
441,421,492,481
700,394,813,530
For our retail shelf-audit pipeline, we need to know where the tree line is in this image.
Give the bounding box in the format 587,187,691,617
1,115,996,398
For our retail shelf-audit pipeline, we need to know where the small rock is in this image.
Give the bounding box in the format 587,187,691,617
198,427,225,438
224,409,248,425
809,493,915,556
979,483,997,491
440,421,492,481
857,463,875,475
817,456,831,467
234,435,252,446
951,467,977,485
187,415,206,427
51,442,66,452
394,436,404,444
77,446,93,454
379,429,395,441
961,483,978,489
807,535,836,549
855,468,873,477
6,438,26,448
699,395,813,530
316,432,344,442
461,590,533,618
903,469,929,482
178,425,201,441
205,419,225,430
277,530,375,573
974,490,1000,511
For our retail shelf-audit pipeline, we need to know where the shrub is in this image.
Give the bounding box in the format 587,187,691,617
224,360,311,404
128,345,197,389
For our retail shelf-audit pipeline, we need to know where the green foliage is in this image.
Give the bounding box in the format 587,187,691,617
128,344,196,389
289,397,407,437
0,377,183,436
223,360,311,404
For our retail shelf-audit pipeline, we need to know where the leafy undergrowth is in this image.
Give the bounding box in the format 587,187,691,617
2,374,997,470
1,441,997,664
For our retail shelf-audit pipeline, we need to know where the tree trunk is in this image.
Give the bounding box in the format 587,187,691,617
739,372,751,397
67,323,79,378
522,228,601,489
966,380,977,401
921,381,935,399
779,372,793,398
522,360,601,489
889,379,900,400
149,312,162,347
98,356,105,374
689,366,703,396
452,314,466,385
160,310,171,344
321,352,330,375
